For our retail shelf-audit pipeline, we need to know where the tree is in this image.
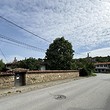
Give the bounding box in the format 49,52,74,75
18,57,42,70
45,37,74,70
0,60,5,71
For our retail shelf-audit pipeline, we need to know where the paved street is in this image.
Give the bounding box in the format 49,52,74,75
0,74,110,110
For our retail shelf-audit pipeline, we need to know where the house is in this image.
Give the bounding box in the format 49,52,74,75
38,61,46,70
39,65,46,70
94,62,110,73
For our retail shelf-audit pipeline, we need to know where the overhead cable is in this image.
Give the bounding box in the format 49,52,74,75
0,47,8,62
0,39,39,51
0,16,50,43
0,34,46,52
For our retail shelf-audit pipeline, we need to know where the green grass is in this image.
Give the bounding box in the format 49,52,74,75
90,73,97,76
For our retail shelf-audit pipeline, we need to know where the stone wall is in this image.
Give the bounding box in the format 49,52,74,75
0,70,79,89
0,75,14,89
26,70,79,85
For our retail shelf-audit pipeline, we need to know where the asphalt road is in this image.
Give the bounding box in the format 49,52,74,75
0,74,110,110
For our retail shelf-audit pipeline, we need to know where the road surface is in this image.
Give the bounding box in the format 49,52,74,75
0,74,110,110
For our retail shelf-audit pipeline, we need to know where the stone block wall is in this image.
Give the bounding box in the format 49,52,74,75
26,70,79,85
0,70,79,88
0,75,14,89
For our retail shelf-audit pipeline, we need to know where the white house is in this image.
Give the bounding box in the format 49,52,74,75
94,62,110,73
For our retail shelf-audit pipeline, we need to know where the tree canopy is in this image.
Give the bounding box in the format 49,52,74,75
45,37,74,70
17,57,43,70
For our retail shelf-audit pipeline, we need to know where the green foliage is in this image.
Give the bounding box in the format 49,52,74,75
91,73,97,76
72,55,110,76
45,37,74,70
94,56,110,62
0,60,5,71
79,62,95,76
17,57,42,70
71,58,87,70
72,58,95,76
79,67,89,76
86,62,94,71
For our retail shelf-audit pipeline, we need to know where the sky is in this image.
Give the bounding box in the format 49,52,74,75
0,0,110,63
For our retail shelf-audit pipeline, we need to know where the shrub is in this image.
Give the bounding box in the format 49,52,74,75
79,62,95,77
79,67,89,76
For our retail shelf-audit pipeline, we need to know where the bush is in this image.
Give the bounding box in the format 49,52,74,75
79,61,95,77
79,67,89,76
79,67,95,77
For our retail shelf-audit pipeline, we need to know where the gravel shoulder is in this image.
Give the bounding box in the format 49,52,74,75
0,77,84,98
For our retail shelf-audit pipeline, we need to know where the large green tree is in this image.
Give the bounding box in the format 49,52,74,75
45,37,74,70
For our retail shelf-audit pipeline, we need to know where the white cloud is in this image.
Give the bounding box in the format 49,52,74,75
90,47,110,57
0,0,110,60
74,47,110,58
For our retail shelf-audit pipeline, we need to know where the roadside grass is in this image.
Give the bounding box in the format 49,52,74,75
90,73,97,76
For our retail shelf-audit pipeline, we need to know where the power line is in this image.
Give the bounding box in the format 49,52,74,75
0,34,46,52
0,39,39,51
0,34,45,52
0,16,50,43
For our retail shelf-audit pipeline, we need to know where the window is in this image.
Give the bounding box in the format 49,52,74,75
100,65,103,67
104,65,107,67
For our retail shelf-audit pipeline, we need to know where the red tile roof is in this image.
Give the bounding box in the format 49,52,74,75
94,62,110,65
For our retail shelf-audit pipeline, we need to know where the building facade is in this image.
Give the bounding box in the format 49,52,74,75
94,62,110,73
